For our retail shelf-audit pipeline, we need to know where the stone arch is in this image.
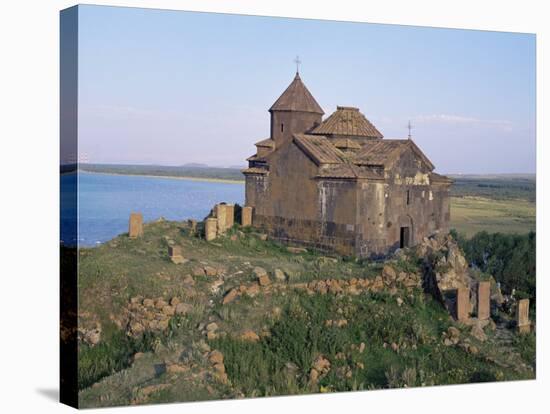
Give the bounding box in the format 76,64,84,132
398,214,414,248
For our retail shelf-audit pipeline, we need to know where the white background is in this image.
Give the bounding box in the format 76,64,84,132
0,0,547,412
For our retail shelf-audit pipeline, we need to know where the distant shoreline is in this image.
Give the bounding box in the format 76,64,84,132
79,170,245,184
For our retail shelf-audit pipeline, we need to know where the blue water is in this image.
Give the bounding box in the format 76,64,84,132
61,172,244,246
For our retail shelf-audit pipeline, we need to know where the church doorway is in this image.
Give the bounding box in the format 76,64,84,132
400,226,410,248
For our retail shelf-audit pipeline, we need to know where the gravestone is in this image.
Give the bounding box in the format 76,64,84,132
241,206,253,227
128,212,143,238
456,287,470,322
205,218,218,241
224,204,235,229
215,204,227,234
168,245,182,258
188,219,197,235
477,281,490,320
516,298,530,334
168,245,185,264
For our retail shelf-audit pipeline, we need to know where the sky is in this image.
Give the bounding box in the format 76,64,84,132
75,5,536,174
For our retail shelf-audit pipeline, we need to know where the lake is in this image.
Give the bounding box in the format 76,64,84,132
61,172,244,246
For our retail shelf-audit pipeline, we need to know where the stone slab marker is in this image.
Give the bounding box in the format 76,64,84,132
205,218,218,241
516,299,530,334
241,206,253,227
456,287,470,322
188,219,197,235
168,245,185,264
225,204,235,229
477,281,491,320
215,204,227,234
168,245,182,258
128,212,143,238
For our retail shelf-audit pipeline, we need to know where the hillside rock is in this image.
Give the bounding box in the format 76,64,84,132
239,330,260,342
274,269,287,283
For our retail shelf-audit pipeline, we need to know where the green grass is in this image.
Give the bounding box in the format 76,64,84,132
78,329,156,390
450,196,535,237
76,219,535,406
210,290,532,397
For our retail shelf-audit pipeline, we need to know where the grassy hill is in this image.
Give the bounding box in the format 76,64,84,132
75,219,535,408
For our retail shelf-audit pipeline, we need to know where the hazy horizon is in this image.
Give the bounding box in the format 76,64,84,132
74,5,536,174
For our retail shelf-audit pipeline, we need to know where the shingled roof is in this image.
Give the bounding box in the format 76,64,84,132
316,164,385,180
269,73,324,114
312,106,383,138
254,138,275,148
293,134,345,165
354,139,435,170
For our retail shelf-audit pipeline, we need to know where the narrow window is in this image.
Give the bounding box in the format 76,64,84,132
406,189,411,205
281,123,284,133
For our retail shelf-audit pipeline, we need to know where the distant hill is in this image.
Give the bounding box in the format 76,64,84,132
79,163,244,182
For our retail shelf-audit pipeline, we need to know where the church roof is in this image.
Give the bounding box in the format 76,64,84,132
354,139,435,170
254,138,275,148
242,167,269,175
430,172,453,183
311,106,383,139
316,164,385,180
269,73,324,114
293,134,345,165
332,137,362,150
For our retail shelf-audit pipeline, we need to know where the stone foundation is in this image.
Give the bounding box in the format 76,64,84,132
253,214,356,256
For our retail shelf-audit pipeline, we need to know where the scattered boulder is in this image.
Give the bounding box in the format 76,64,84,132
192,267,206,277
287,246,307,254
309,368,320,384
240,330,260,342
244,283,260,297
222,288,239,305
382,265,397,282
208,350,224,365
448,326,460,341
254,267,271,286
162,305,175,316
312,355,331,375
182,275,195,286
170,256,188,265
175,303,192,316
470,324,487,342
274,269,287,283
206,322,219,332
166,363,188,374
83,328,101,346
204,266,218,277
253,266,268,278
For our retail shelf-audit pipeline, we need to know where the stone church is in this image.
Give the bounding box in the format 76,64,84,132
243,72,452,258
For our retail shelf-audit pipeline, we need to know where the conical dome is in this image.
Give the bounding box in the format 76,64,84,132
312,106,383,139
269,73,324,114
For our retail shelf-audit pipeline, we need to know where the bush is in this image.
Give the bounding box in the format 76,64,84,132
452,230,536,302
78,330,155,390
